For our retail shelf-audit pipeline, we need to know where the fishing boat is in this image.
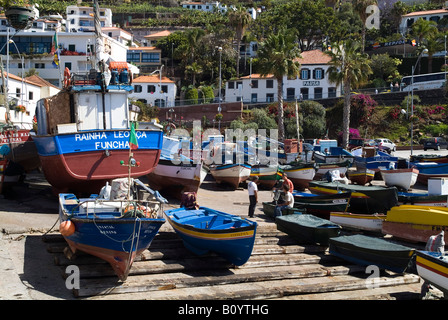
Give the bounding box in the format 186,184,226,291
346,167,375,185
398,191,448,206
416,250,448,296
353,147,398,174
413,162,448,185
380,167,419,191
280,162,315,190
262,201,305,219
329,212,385,233
313,146,354,164
293,191,351,219
32,1,163,195
164,206,257,266
329,234,415,273
411,154,448,164
314,160,351,180
0,124,40,173
250,164,282,189
58,178,166,281
276,214,341,245
147,136,207,197
382,205,448,244
209,163,251,189
308,180,398,214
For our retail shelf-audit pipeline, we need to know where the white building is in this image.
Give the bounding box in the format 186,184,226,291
181,1,228,14
129,74,177,108
66,5,113,33
2,29,133,87
0,73,60,128
399,9,448,34
225,50,340,103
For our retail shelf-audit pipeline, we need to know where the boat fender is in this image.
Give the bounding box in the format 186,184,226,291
59,220,75,236
63,67,71,88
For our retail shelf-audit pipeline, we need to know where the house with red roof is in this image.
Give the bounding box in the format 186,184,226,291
129,74,177,108
225,49,340,103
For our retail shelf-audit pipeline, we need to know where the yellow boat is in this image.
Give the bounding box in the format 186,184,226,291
382,205,448,244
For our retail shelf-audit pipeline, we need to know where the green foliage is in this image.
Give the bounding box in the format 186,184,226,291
251,108,277,130
424,123,448,136
184,87,198,105
299,100,326,139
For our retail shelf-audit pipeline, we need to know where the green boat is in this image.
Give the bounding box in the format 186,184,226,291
250,164,283,189
262,201,305,219
275,214,341,245
329,234,416,273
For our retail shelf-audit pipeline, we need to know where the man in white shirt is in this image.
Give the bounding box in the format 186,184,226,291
275,184,294,217
248,176,259,218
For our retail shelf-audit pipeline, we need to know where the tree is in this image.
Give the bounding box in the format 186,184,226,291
421,32,445,73
368,53,402,85
326,39,372,149
352,0,378,52
255,29,301,141
228,5,252,78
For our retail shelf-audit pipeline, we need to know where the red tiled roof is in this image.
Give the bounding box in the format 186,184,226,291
132,75,175,83
144,30,172,39
240,73,275,79
403,9,448,17
296,49,331,65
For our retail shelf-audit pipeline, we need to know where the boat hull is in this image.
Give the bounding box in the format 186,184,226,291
329,234,415,273
308,181,398,214
281,163,315,190
414,162,448,185
416,251,448,294
293,191,350,219
382,205,448,244
1,129,40,172
347,168,375,185
33,129,162,194
398,192,448,207
147,159,207,197
250,164,282,189
329,212,385,232
210,163,251,189
276,214,341,245
164,207,257,266
380,168,419,190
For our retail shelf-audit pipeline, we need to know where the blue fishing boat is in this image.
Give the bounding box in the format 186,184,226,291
353,148,398,173
413,162,448,185
164,206,257,266
32,1,163,195
398,191,448,206
58,178,167,281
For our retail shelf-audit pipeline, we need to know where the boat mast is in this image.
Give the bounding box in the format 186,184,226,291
93,0,107,130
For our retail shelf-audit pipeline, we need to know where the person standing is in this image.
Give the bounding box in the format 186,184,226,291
282,172,294,192
248,176,259,218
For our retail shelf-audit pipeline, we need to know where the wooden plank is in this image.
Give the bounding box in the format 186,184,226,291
74,264,366,297
88,274,421,300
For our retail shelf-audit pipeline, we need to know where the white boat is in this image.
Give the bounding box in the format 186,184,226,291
210,163,251,189
147,136,208,197
380,167,419,190
416,250,448,296
329,212,386,233
280,162,315,190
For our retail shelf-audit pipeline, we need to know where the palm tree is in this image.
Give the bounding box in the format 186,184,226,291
255,29,301,141
326,39,372,149
185,62,203,86
352,0,378,52
422,33,444,73
411,18,438,73
228,6,252,78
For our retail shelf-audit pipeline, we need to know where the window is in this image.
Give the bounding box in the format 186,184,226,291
134,85,142,93
300,88,309,100
314,88,323,99
251,93,257,103
16,88,20,98
328,87,336,98
228,81,235,89
266,80,273,88
34,63,45,69
314,68,324,80
161,85,168,94
250,80,258,88
266,93,274,102
286,88,295,100
127,52,141,63
301,69,310,80
65,62,72,70
29,91,34,100
141,52,160,63
147,85,156,93
68,44,76,52
236,81,242,89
